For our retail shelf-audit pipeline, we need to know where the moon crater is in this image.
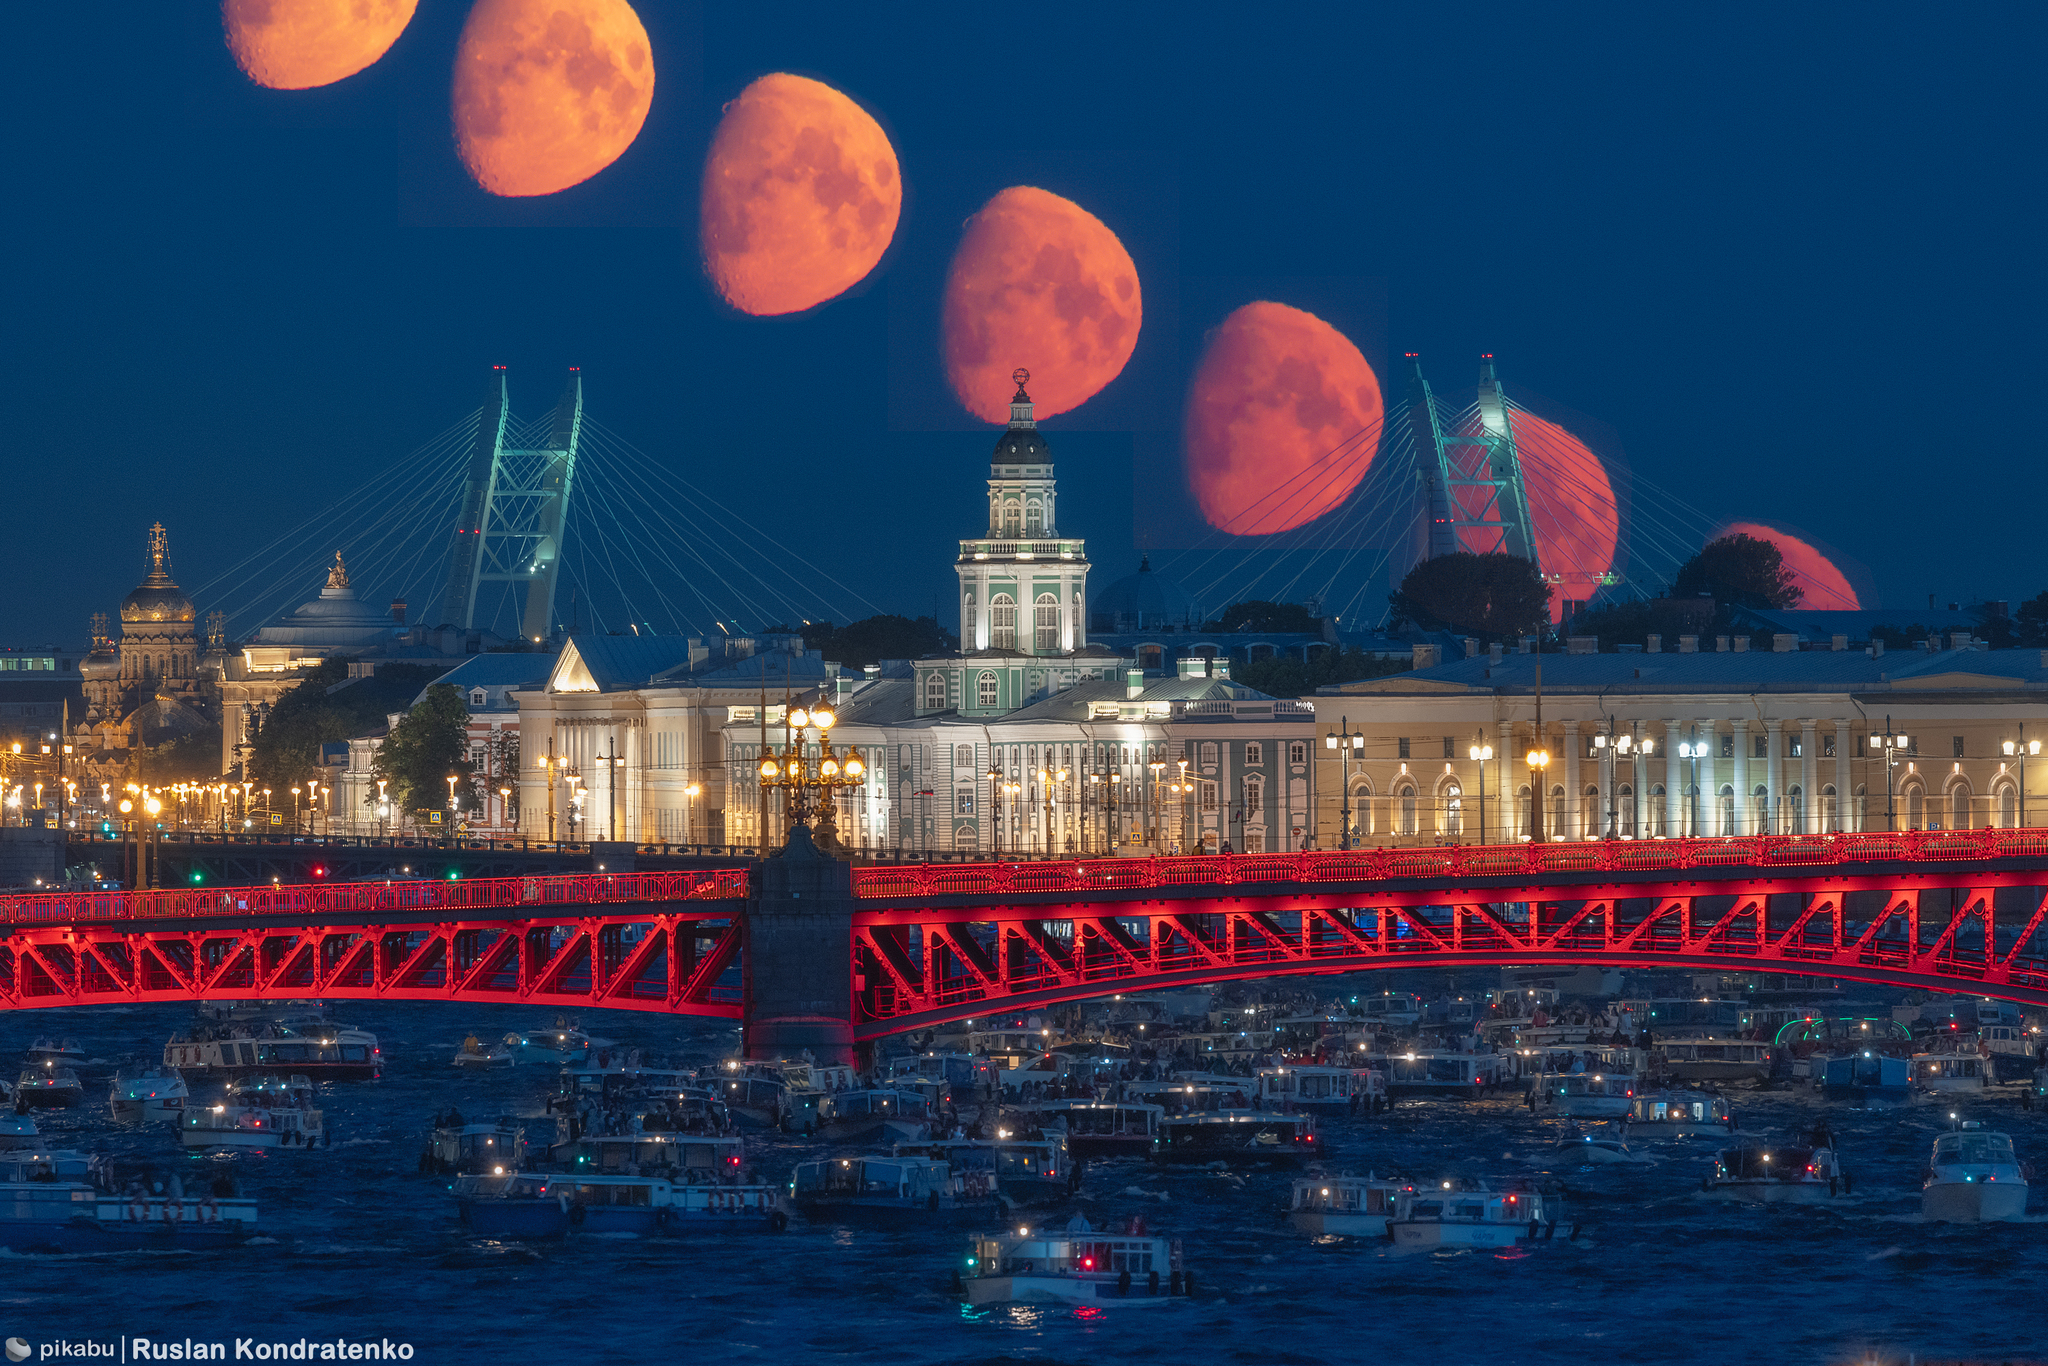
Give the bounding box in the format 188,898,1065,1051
222,0,417,90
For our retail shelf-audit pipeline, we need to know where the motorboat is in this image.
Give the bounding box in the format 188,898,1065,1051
815,1089,935,1144
109,1064,187,1125
180,1085,324,1150
788,1155,996,1226
0,1111,37,1151
896,1134,1074,1206
25,1037,84,1066
1703,1140,1847,1202
553,1133,748,1184
0,1151,256,1253
426,1117,527,1175
1389,1181,1564,1247
887,1051,1000,1099
1288,1175,1410,1236
1654,1038,1774,1085
1815,1051,1913,1108
17,1064,83,1109
1121,1081,1253,1114
1626,1090,1736,1137
503,1017,613,1065
700,1058,857,1128
1921,1122,2029,1222
454,1035,515,1068
1369,1051,1511,1097
1549,1130,1653,1167
961,1215,1190,1306
1020,1101,1162,1160
1155,1113,1323,1167
1255,1065,1386,1115
1913,1051,1991,1095
456,1171,784,1237
1541,1070,1638,1118
164,1016,381,1081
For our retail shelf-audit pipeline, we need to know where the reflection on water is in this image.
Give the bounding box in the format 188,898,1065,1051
1,1001,2043,1364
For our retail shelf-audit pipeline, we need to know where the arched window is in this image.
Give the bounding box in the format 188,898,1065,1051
1649,784,1666,838
1998,781,2018,829
1949,781,1972,831
1025,501,1043,534
1718,785,1736,837
990,595,1017,650
1349,776,1374,837
1441,780,1463,836
976,671,998,709
1582,785,1600,839
1904,782,1925,831
1617,784,1635,838
1786,785,1803,835
1396,781,1418,836
923,674,947,710
1752,785,1769,834
1034,594,1059,652
1822,783,1839,833
1854,784,1867,833
1549,785,1567,840
1516,784,1533,840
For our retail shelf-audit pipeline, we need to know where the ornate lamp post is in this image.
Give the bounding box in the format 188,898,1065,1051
756,702,867,848
1526,744,1551,841
986,762,1004,855
1868,718,1910,832
1467,740,1493,844
1325,718,1365,849
2001,733,2038,830
1678,730,1707,837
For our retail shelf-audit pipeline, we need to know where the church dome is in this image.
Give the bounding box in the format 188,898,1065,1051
80,645,119,682
991,371,1051,465
119,523,195,624
253,553,399,650
1092,556,1202,632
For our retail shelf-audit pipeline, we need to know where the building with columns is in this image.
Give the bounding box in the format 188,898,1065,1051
1314,640,2048,846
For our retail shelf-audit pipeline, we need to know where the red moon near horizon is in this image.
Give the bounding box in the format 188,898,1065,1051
452,0,654,198
943,187,1142,423
1183,302,1383,537
222,0,417,90
1711,521,1859,609
1511,408,1619,623
700,74,902,317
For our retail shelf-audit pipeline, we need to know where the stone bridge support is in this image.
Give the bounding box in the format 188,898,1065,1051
742,826,855,1066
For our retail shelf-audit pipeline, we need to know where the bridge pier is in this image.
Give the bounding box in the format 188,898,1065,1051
741,825,856,1067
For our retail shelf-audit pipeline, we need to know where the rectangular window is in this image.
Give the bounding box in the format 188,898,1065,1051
957,791,974,815
1720,735,1734,759
1754,736,1768,759
1585,736,1600,759
1789,737,1802,758
1245,742,1263,766
1397,738,1410,759
1289,742,1306,766
1201,782,1218,811
1442,737,1455,760
1823,734,1837,758
1953,736,1966,758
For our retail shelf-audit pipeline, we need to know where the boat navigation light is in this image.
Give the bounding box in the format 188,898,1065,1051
1018,1227,1029,1236
1443,1181,1452,1189
493,1166,503,1175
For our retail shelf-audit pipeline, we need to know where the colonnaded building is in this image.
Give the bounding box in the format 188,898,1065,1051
1311,634,2048,847
510,376,1321,854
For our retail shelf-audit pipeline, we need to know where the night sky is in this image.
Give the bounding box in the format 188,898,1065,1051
4,4,2040,646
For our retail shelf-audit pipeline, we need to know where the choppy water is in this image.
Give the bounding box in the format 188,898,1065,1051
5,1001,2045,1366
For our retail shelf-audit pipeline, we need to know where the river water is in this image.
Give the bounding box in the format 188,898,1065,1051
5,998,2044,1366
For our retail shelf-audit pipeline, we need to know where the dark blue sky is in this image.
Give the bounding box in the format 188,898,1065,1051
5,4,2040,644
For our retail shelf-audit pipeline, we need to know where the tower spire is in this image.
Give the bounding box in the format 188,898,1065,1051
1007,368,1035,429
148,522,170,579
327,551,350,590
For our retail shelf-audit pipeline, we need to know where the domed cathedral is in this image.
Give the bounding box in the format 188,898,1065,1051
919,370,1125,719
1091,555,1204,635
119,523,201,691
74,524,221,778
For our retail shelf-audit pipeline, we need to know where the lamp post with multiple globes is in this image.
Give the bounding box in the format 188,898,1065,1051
756,701,866,849
1526,744,1552,841
2001,732,2039,830
1467,740,1493,845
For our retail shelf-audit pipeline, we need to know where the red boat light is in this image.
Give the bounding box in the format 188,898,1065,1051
1082,1258,1093,1269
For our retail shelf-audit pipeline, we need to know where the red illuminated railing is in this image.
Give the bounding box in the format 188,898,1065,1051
0,868,749,926
850,830,2048,900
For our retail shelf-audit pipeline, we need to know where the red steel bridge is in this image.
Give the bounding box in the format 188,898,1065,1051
7,832,2048,1046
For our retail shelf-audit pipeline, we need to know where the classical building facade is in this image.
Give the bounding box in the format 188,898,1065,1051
1313,640,2048,847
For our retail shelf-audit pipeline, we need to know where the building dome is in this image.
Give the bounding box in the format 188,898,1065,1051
119,523,195,624
252,552,399,651
1091,556,1202,633
992,372,1051,465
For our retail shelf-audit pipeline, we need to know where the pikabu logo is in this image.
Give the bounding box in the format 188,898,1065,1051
5,1341,28,1363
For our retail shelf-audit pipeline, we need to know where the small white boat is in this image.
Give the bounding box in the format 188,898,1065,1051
1703,1140,1846,1202
25,1037,84,1065
1921,1122,2029,1222
0,1111,37,1151
1912,1052,1991,1095
1389,1181,1564,1247
181,1083,324,1151
17,1065,83,1109
454,1035,515,1069
1550,1131,1652,1166
1542,1070,1638,1118
110,1065,187,1125
961,1215,1190,1306
1255,1065,1386,1115
1655,1038,1774,1085
1626,1090,1736,1138
1369,1051,1512,1097
504,1018,613,1066
1287,1175,1410,1236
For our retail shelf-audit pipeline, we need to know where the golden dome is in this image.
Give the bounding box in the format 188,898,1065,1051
119,522,195,625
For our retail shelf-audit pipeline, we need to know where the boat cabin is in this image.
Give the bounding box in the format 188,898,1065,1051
887,1052,998,1092
1156,1113,1319,1164
1357,993,1424,1028
1373,1052,1510,1093
1123,1082,1252,1113
1255,1065,1384,1110
1026,1101,1161,1156
431,1120,525,1173
558,1133,745,1181
790,1156,957,1202
1913,1053,1990,1091
1628,1090,1732,1126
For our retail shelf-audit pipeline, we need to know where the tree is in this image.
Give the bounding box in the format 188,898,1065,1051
373,684,474,827
762,615,958,667
1201,600,1321,634
134,726,224,784
1672,534,1801,610
1232,647,1410,698
1389,553,1551,640
2012,591,2048,648
247,661,440,794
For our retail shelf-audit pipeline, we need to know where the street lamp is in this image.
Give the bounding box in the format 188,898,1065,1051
1867,719,1910,832
1526,745,1551,840
1678,729,1707,837
1147,760,1166,849
684,782,700,846
987,762,1003,854
2001,734,2039,830
1325,719,1366,850
1467,740,1493,845
757,702,866,847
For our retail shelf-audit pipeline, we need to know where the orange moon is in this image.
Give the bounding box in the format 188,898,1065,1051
221,0,417,90
699,74,902,317
943,187,1142,423
1711,521,1860,609
452,0,654,198
1510,409,1619,622
1182,302,1382,536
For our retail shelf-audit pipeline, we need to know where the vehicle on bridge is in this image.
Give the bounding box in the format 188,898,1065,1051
0,1151,255,1252
109,1063,186,1126
1921,1122,2030,1222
